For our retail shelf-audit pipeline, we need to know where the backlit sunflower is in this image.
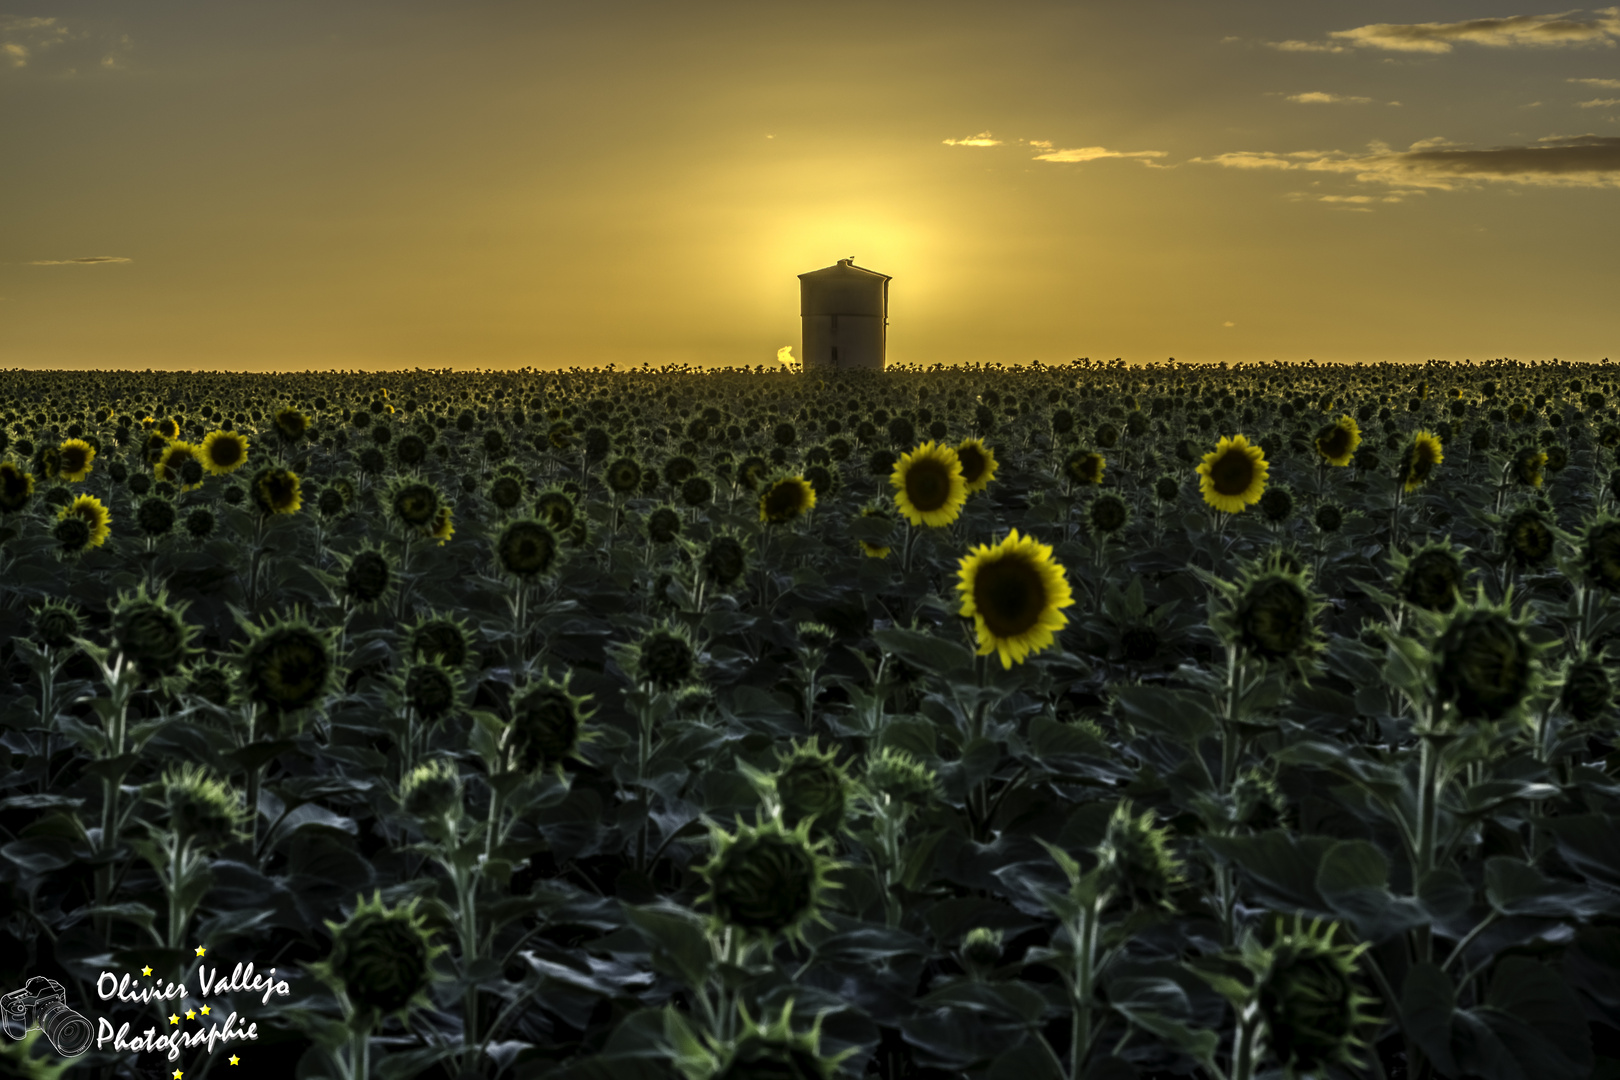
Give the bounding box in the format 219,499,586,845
1398,431,1444,493
1196,434,1268,514
156,442,205,490
0,460,34,513
155,417,181,440
57,438,96,482
891,440,967,528
1312,416,1361,467
955,437,998,495
955,527,1076,669
200,430,249,475
759,474,816,524
57,494,111,548
1064,450,1106,487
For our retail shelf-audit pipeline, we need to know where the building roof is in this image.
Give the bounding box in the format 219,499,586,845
798,258,892,282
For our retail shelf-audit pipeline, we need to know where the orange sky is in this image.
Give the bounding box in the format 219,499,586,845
3,2,1618,370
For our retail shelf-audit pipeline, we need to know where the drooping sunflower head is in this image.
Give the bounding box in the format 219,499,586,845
1196,434,1269,513
1095,799,1186,911
605,456,643,495
235,609,338,718
1431,589,1540,725
627,620,700,691
250,466,302,516
495,518,559,579
862,746,939,806
954,437,998,494
0,459,34,514
56,494,111,548
1560,648,1614,725
136,496,176,538
698,531,749,589
488,474,524,513
109,583,199,685
157,762,248,851
1314,503,1344,532
316,891,448,1026
667,998,852,1080
694,814,842,946
57,438,96,482
1502,505,1556,567
1313,415,1361,467
1582,515,1620,592
386,477,441,534
1391,540,1469,613
399,658,462,723
534,486,576,532
1258,485,1294,524
1209,557,1326,669
955,527,1076,670
1089,493,1131,535
771,737,854,838
890,440,967,528
506,669,597,778
1511,445,1548,488
273,407,309,443
1064,449,1107,487
1245,915,1380,1077
339,545,394,607
759,474,817,525
1397,431,1444,493
398,757,463,829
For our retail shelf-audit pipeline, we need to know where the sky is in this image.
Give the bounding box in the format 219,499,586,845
2,0,1618,371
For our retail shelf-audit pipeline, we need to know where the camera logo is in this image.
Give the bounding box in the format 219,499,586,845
2,977,93,1057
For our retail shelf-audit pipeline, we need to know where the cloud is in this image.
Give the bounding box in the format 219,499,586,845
1580,97,1620,106
943,131,1003,147
1026,139,1053,149
0,16,130,74
1266,39,1350,53
1033,145,1169,165
1327,9,1620,53
1285,91,1376,104
1571,76,1620,87
29,255,132,265
1194,133,1620,190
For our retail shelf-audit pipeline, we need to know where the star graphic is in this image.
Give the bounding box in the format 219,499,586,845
195,946,207,957
185,1010,196,1021
168,1014,180,1026
142,966,153,977
200,1005,211,1016
229,1056,240,1066
173,1071,183,1079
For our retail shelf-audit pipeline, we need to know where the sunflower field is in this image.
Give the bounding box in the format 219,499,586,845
1,359,1618,1080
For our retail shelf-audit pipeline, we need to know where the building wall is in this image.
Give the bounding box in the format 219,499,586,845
801,313,884,371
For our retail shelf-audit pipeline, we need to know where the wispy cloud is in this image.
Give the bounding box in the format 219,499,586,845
29,255,132,265
1032,145,1169,166
1329,9,1620,53
1285,92,1377,104
1266,39,1350,53
1194,134,1620,190
1571,76,1620,87
0,15,68,68
943,131,1003,147
1580,97,1620,106
0,15,131,74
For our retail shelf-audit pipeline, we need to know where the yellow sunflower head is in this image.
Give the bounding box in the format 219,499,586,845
955,527,1076,669
57,494,112,548
251,466,303,516
57,438,96,483
1398,431,1444,493
1313,416,1361,467
855,501,894,559
200,430,250,476
758,474,816,525
155,417,181,441
156,442,204,490
1196,434,1269,514
430,504,454,546
954,438,999,495
890,440,967,528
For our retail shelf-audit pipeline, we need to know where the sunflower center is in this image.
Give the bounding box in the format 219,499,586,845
957,446,986,484
974,555,1047,638
1319,427,1350,458
905,458,952,512
1210,448,1255,496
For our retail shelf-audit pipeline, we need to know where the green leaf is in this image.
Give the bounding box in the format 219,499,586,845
1481,956,1593,1077
1110,685,1216,744
1486,856,1618,919
1316,839,1429,943
1417,867,1473,921
1401,962,1459,1077
873,626,975,680
1204,831,1334,914
622,902,712,990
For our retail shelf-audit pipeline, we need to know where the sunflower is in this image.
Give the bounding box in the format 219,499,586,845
155,416,181,440
891,440,967,528
1313,416,1361,467
200,430,250,475
955,438,999,495
250,466,303,515
955,527,1076,669
430,504,454,546
1196,434,1268,514
759,474,816,525
156,442,205,490
57,494,111,548
1397,431,1444,493
856,501,895,559
0,460,35,514
1062,450,1106,488
57,438,96,482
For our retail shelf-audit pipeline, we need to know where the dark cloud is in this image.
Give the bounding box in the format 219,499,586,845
1401,134,1620,177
